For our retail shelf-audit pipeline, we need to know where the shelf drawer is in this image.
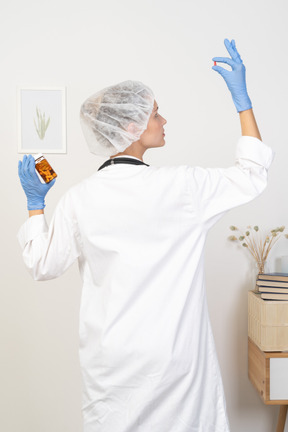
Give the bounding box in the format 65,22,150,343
248,338,288,405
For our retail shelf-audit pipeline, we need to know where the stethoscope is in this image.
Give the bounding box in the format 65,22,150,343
98,157,149,171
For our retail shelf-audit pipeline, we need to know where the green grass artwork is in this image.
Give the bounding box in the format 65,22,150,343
34,107,50,140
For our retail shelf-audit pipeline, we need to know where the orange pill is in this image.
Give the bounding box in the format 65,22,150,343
214,61,217,66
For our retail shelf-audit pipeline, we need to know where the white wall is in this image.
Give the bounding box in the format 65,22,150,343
1,0,288,431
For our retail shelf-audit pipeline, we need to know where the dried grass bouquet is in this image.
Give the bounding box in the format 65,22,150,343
228,225,288,274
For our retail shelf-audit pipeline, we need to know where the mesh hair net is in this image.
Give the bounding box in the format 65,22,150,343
80,80,155,156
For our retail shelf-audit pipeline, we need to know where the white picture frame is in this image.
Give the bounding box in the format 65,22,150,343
17,87,66,154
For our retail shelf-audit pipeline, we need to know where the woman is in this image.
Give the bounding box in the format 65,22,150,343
18,39,273,432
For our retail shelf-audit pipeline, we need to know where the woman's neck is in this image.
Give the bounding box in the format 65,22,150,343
110,142,145,161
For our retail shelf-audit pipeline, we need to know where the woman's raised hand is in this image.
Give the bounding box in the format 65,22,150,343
212,39,252,113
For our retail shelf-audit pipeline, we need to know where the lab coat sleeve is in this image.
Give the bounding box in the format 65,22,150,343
186,136,274,223
17,194,82,281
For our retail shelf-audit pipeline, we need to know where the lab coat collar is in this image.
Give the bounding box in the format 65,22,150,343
112,155,144,162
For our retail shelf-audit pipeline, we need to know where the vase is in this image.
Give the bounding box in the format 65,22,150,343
254,260,269,293
256,260,267,275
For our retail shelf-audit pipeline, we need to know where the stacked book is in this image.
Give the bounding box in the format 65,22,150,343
256,273,288,300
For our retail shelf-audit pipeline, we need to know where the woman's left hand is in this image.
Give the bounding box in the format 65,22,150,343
18,155,56,210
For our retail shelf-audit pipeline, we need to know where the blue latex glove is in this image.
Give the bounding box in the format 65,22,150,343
212,39,252,113
18,154,56,210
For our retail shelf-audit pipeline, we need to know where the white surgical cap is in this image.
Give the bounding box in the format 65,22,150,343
80,80,155,156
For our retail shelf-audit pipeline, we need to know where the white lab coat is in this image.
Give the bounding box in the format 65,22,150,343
18,136,273,432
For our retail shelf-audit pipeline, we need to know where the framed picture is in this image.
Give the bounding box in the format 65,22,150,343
18,87,66,154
